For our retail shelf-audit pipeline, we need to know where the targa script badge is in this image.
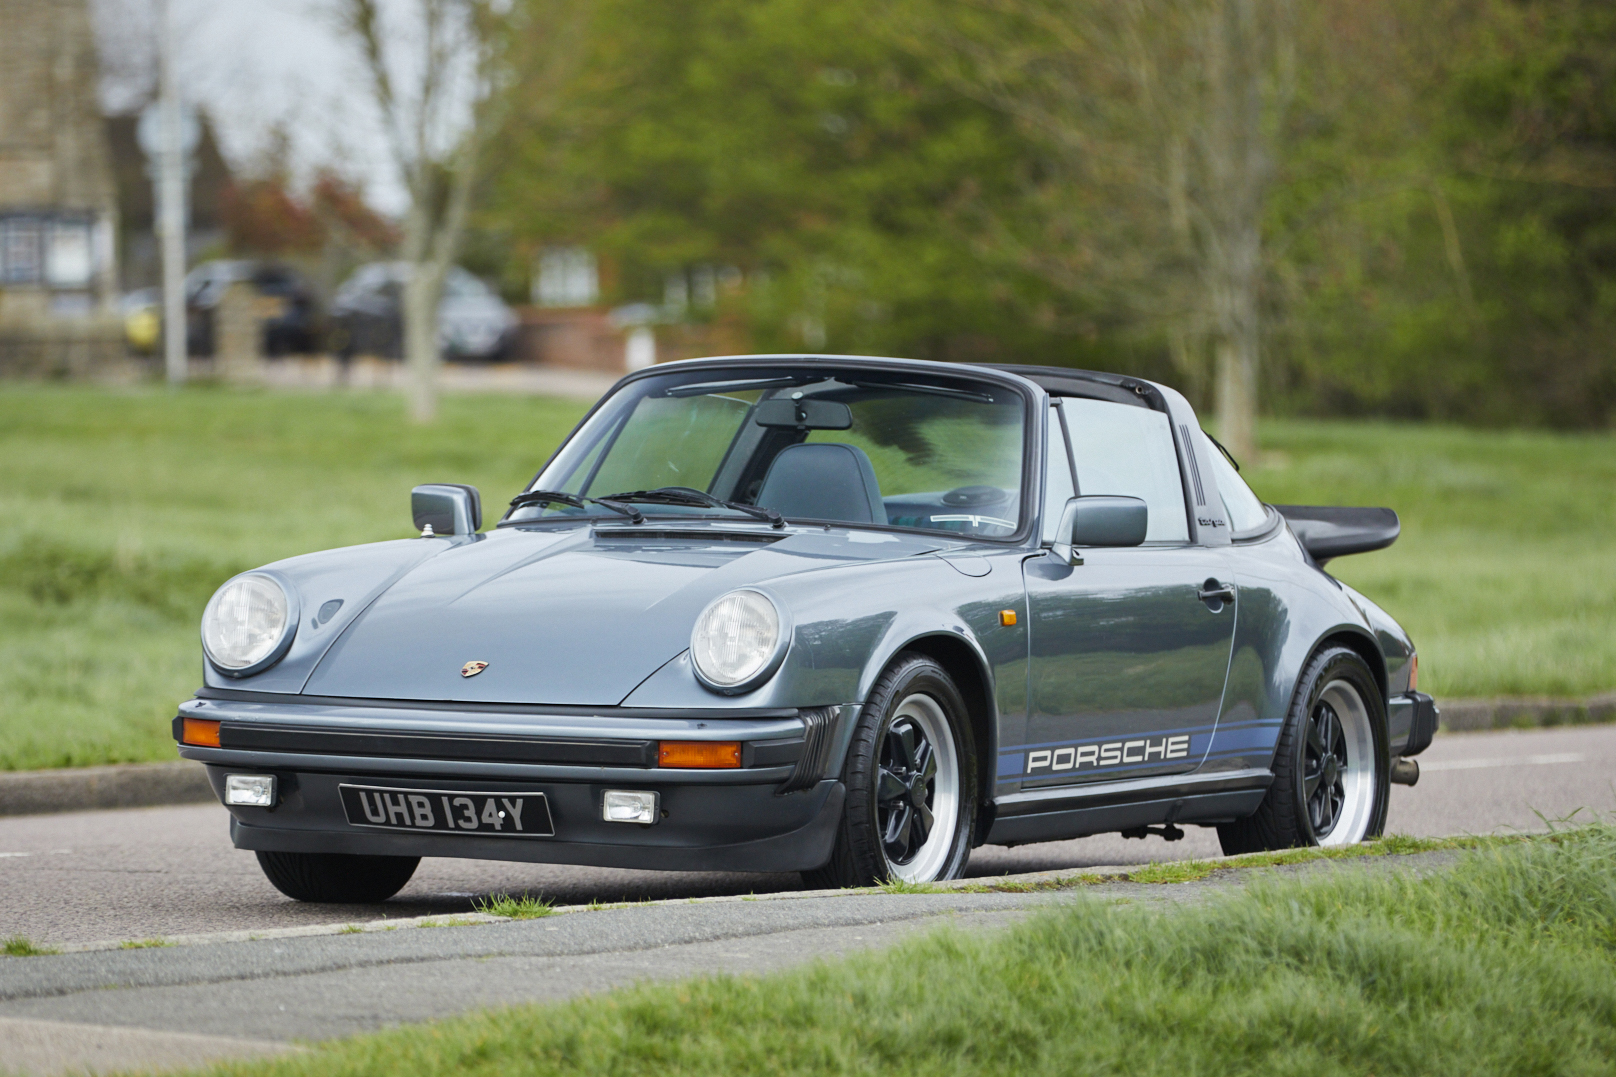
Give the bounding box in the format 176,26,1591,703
460,661,489,678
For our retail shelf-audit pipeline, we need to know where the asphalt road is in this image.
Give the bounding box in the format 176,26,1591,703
0,724,1609,1075
1,724,1611,949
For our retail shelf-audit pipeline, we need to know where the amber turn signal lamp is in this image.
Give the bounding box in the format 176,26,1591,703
1408,653,1419,692
658,740,742,768
181,718,221,748
999,609,1017,626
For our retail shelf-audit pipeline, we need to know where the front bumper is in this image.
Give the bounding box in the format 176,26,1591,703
177,693,855,873
207,766,844,873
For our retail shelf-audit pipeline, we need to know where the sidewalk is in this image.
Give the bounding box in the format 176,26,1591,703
252,356,620,400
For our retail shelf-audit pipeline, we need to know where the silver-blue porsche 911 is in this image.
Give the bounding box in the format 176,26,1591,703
175,354,1437,902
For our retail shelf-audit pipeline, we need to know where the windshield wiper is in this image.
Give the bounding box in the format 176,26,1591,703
663,375,825,398
507,489,645,524
598,487,785,529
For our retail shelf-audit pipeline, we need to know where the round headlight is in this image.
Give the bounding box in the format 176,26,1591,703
202,574,294,674
691,589,783,691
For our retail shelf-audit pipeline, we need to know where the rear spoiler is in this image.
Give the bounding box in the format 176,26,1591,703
1274,505,1400,565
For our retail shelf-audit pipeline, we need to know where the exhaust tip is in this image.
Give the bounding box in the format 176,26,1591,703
1390,757,1420,787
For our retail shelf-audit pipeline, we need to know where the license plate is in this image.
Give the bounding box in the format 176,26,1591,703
339,785,554,838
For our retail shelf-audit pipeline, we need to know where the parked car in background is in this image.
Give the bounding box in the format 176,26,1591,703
121,288,160,354
330,262,518,363
184,260,321,357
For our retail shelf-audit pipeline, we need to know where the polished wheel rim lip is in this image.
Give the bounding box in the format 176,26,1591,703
876,692,960,882
1305,678,1376,846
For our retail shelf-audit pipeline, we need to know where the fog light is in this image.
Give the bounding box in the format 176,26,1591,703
602,790,659,825
225,774,276,807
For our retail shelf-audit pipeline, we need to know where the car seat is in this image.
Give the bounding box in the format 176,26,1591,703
755,443,887,524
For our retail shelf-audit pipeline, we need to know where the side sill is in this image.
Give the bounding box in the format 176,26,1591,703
993,767,1273,815
985,789,1269,847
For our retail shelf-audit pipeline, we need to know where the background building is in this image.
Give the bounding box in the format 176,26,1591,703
0,0,122,374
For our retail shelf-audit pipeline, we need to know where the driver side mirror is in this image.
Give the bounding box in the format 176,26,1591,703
1052,495,1148,564
412,484,482,536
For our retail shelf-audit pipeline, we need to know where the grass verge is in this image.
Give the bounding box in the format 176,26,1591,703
195,824,1616,1076
474,894,556,920
2,935,60,957
1,389,1611,769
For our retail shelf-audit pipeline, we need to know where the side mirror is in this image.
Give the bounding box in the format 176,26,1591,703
412,484,482,536
1052,495,1147,564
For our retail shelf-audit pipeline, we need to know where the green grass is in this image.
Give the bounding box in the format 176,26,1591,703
0,388,1609,770
2,935,60,957
1248,419,1616,697
0,385,588,771
474,893,557,920
193,825,1616,1077
119,937,174,949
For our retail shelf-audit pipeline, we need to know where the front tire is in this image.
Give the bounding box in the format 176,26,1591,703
803,653,976,889
255,851,420,903
1217,646,1389,855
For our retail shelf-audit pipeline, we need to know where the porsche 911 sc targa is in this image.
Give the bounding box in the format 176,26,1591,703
175,354,1437,901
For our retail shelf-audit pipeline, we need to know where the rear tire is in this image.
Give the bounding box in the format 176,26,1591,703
255,851,420,903
1218,646,1389,855
803,653,976,889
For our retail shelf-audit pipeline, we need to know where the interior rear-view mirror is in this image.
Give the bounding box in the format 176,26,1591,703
412,484,482,537
753,398,854,430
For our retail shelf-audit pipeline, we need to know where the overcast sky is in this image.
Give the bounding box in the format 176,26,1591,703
91,0,422,215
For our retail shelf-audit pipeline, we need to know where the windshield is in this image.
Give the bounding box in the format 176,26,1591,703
509,366,1029,538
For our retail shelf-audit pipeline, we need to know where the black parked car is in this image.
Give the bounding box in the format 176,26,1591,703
185,260,320,357
329,262,518,363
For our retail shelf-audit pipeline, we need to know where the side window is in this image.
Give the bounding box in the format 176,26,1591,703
1202,431,1269,534
1061,398,1190,543
1041,402,1076,544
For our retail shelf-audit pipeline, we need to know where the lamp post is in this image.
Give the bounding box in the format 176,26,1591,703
156,0,187,385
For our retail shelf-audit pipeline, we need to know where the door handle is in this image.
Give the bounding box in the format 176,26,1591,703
1197,580,1236,607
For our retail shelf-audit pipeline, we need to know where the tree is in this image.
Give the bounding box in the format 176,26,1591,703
334,0,513,421
904,0,1294,460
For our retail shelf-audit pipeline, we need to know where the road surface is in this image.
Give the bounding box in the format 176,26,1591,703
0,724,1609,1075
0,724,1609,948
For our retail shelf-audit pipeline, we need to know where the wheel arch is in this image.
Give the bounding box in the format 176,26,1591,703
1317,628,1388,706
888,632,997,841
1254,626,1388,777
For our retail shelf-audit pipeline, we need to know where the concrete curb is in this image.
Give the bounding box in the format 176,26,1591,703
1,692,1611,817
1438,693,1616,732
0,761,211,817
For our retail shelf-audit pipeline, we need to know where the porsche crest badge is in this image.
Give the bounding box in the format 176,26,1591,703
460,660,489,678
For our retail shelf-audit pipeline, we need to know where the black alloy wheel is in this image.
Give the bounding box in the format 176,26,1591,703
803,652,977,889
1217,645,1389,855
878,716,939,866
1304,698,1349,837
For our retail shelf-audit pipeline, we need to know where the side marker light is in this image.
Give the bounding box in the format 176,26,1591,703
658,741,742,769
999,609,1017,626
181,718,221,747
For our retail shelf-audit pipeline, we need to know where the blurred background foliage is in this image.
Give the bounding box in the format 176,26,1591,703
472,0,1616,428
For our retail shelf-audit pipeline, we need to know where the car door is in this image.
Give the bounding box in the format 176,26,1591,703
1016,396,1238,789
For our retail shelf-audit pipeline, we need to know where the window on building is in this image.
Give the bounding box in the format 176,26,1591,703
534,247,598,307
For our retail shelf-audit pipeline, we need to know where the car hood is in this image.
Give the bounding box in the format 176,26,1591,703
302,524,945,705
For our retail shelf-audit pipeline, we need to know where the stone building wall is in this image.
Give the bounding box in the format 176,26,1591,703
0,0,123,373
